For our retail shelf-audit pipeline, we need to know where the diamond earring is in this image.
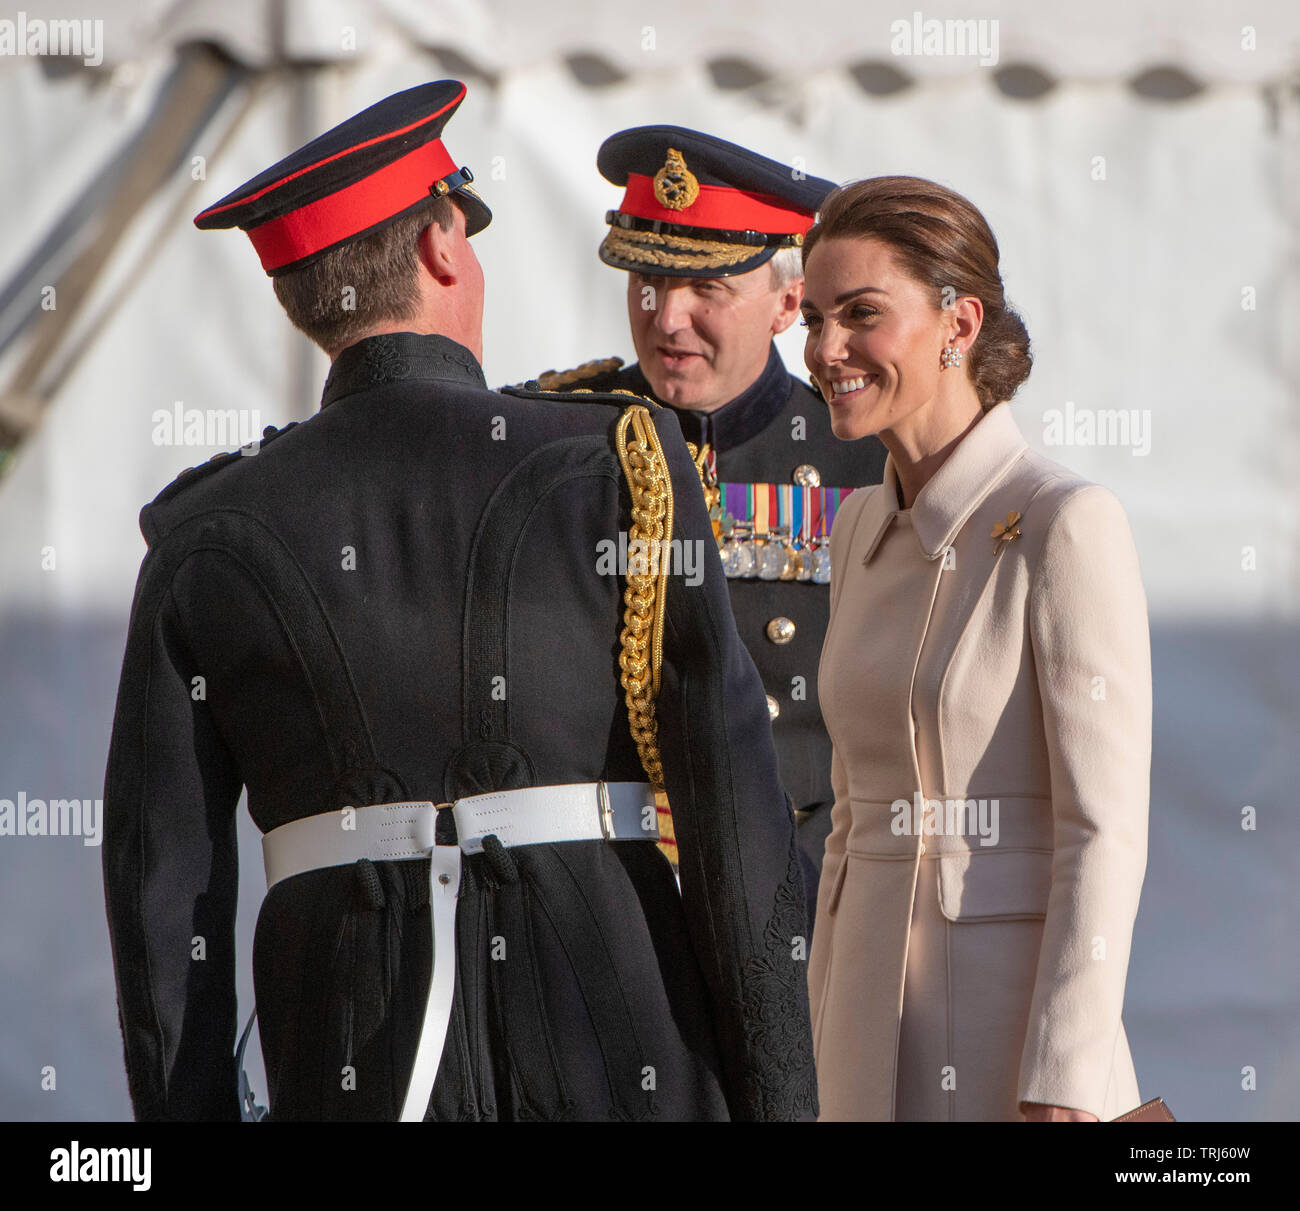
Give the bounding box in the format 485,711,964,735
940,343,963,369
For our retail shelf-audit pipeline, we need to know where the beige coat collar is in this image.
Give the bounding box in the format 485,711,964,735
860,402,1029,563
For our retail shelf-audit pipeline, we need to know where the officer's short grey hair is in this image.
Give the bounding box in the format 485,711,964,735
768,246,804,291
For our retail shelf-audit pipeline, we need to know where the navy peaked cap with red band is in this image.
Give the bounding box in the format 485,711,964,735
597,125,836,278
194,80,490,276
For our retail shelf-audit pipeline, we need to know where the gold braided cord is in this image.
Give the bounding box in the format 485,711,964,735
614,404,673,790
601,226,758,270
684,441,719,511
533,356,624,391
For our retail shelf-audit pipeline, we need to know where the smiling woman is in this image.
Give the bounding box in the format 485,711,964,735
801,176,1152,1124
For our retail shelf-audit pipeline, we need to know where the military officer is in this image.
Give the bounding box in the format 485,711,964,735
529,128,887,911
101,83,815,1122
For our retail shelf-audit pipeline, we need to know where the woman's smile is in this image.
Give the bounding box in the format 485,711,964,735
825,374,879,403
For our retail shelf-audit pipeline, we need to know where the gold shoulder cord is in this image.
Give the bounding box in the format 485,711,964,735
614,404,673,790
685,441,719,514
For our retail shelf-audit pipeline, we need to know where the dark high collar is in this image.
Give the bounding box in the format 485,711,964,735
321,332,487,408
625,342,792,453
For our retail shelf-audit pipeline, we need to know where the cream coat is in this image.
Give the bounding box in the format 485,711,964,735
808,401,1151,1121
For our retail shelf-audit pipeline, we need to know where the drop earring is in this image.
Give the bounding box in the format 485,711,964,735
940,343,963,369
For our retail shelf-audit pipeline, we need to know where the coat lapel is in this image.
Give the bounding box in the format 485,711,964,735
861,403,1029,566
911,403,1029,558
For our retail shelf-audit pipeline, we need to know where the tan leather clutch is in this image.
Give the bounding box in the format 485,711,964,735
1111,1097,1176,1122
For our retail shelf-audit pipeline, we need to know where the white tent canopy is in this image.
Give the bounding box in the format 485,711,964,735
23,0,1300,81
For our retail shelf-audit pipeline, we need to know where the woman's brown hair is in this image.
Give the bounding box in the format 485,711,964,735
802,177,1031,410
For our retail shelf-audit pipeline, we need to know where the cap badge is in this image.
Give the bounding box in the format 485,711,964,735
653,148,700,211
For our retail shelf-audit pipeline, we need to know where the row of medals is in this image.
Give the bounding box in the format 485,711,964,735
717,523,831,583
696,454,832,584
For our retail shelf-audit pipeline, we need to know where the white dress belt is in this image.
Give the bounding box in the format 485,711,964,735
255,780,659,1122
262,780,660,887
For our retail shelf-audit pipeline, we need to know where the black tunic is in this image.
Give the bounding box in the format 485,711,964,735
101,332,816,1122
545,346,887,900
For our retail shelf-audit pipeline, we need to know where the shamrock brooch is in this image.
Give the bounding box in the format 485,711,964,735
991,510,1023,557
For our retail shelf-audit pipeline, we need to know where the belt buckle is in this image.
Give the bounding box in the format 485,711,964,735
597,781,615,841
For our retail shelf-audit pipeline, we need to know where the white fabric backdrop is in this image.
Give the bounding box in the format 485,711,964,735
0,3,1296,1120
20,0,1300,80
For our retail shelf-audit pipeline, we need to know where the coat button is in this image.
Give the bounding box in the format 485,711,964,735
792,463,821,487
766,694,780,720
765,616,796,644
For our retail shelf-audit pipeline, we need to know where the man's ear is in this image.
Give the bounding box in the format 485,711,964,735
416,221,459,286
770,276,805,336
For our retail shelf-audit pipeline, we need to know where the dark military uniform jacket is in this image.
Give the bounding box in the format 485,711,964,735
549,345,887,817
102,332,815,1122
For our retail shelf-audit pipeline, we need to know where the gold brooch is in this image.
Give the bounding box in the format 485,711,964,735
991,510,1022,556
653,148,700,211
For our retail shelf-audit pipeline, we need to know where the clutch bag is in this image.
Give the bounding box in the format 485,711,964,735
1110,1097,1176,1122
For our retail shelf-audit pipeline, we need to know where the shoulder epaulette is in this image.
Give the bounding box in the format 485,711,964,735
509,356,625,393
498,383,660,410
150,422,301,510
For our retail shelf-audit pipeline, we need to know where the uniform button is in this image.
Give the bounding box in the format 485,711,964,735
792,463,821,487
766,694,780,720
919,841,927,855
765,616,796,644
